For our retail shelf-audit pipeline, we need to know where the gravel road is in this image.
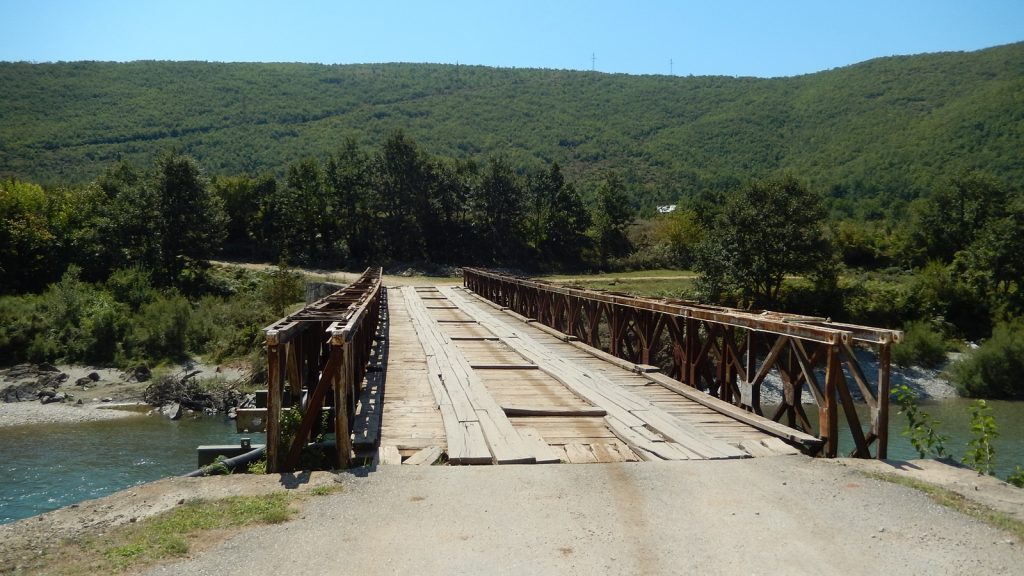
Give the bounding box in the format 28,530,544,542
144,457,1023,576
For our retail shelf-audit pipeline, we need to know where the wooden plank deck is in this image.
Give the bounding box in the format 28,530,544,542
373,288,446,461
368,284,804,466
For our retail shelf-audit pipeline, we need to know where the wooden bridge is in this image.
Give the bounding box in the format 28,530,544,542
258,268,902,472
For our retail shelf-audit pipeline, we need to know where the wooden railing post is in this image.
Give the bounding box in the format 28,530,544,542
334,341,352,468
877,342,892,459
266,340,282,473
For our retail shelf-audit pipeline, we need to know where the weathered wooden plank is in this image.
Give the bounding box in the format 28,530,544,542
403,445,443,466
644,372,822,449
502,405,607,417
605,416,672,461
564,443,598,464
379,445,402,465
590,443,625,463
477,409,536,464
515,427,563,464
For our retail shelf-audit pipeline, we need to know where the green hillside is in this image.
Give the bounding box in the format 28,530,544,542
1,42,1022,207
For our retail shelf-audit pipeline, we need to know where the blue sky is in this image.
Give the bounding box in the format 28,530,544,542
1,1,1020,77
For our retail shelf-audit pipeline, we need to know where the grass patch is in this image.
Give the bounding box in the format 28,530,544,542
308,484,343,497
538,270,698,299
863,471,1024,543
542,269,695,281
15,493,299,575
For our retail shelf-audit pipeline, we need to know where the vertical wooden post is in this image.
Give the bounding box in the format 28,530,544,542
266,340,282,473
334,340,353,468
877,342,891,459
822,345,840,458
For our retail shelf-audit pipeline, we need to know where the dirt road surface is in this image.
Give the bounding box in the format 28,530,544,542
143,458,1023,576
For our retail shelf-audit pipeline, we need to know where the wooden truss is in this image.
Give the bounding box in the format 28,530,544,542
463,268,903,458
263,267,383,472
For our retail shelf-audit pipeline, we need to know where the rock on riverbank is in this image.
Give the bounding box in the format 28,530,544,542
0,361,249,427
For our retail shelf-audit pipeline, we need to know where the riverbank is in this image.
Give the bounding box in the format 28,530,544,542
0,361,248,428
0,400,143,427
0,471,339,575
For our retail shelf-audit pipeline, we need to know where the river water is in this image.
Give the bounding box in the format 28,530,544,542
0,412,263,525
0,400,1020,526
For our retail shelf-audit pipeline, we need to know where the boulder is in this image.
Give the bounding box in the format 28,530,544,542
39,372,68,388
131,365,152,382
161,402,182,420
39,363,60,372
41,392,67,404
75,377,93,387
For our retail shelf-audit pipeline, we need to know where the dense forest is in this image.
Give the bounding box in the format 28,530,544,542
1,42,1022,211
1,44,1023,399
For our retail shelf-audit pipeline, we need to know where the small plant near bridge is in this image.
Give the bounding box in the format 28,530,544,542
892,384,948,459
963,399,999,476
893,387,1023,483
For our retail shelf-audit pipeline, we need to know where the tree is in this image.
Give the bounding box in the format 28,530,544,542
526,163,591,266
473,158,526,264
427,158,476,263
373,131,431,261
952,194,1024,319
591,172,633,268
905,172,1010,264
152,153,227,285
212,174,267,259
0,179,55,293
695,175,831,308
325,138,376,263
656,207,703,268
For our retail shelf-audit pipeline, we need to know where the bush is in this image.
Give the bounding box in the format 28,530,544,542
892,321,951,369
261,265,304,317
840,275,911,328
107,267,156,311
949,321,1024,399
0,294,47,363
125,294,192,362
905,261,991,340
609,242,679,272
187,292,274,361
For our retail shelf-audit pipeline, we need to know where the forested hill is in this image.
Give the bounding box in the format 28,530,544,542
1,42,1021,206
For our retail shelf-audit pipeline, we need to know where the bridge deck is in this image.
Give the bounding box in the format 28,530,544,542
366,285,803,465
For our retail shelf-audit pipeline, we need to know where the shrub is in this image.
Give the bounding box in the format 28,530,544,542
905,261,991,340
261,265,304,317
963,400,998,475
892,321,951,369
892,384,948,458
107,266,156,311
840,276,911,328
0,294,47,363
187,292,274,361
949,320,1024,399
125,293,192,362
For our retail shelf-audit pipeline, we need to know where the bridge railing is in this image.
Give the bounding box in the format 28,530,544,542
463,268,903,459
263,267,383,472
